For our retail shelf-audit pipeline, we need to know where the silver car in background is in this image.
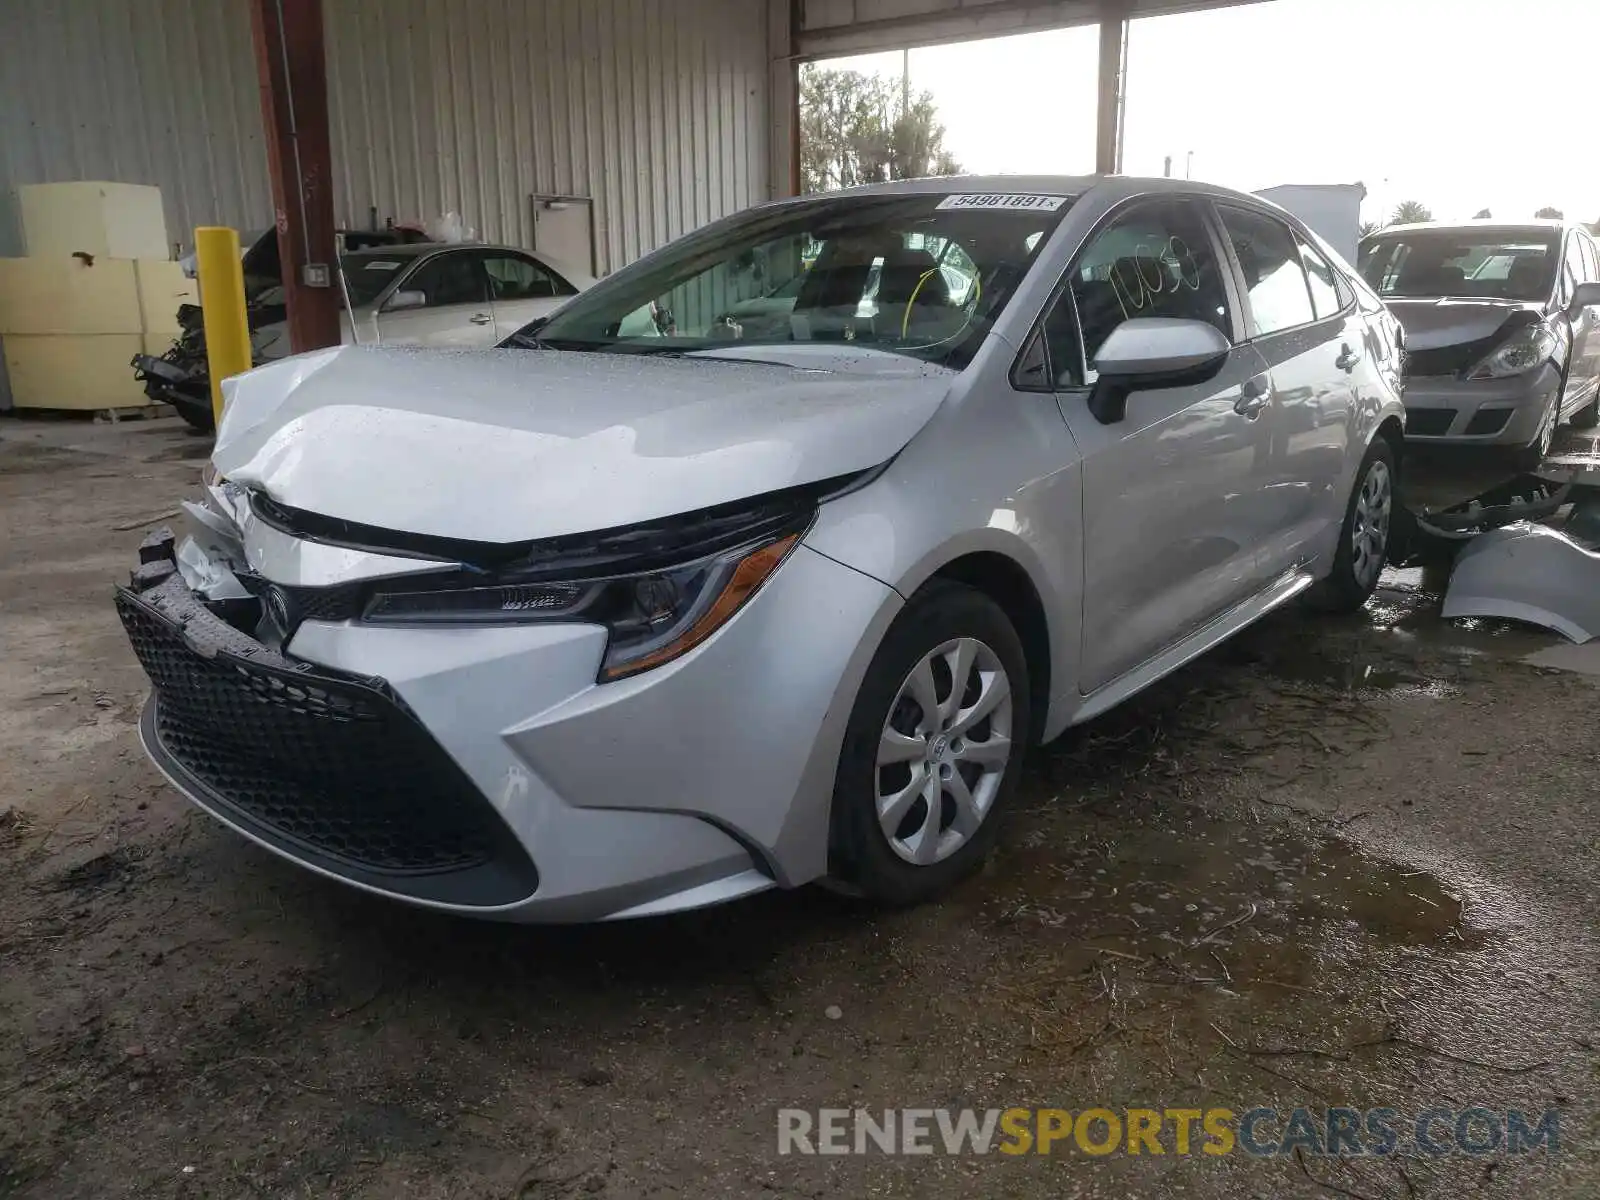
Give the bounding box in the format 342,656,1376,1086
118,175,1404,922
256,242,595,358
1358,220,1600,465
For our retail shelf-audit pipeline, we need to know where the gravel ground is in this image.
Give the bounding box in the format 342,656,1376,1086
1,414,1596,1199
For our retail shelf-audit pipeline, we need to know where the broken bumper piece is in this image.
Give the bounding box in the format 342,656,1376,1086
1441,522,1600,642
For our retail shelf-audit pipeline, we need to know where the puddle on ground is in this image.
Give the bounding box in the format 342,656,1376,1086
968,820,1468,998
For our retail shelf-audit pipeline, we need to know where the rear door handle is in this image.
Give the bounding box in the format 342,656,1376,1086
469,313,493,325
1336,343,1362,372
1234,375,1271,419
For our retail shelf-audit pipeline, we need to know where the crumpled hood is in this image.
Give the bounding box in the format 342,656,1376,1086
1384,297,1545,351
212,345,954,543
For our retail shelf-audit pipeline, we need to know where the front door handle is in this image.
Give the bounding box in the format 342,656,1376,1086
469,313,493,325
1234,375,1271,419
1336,343,1362,373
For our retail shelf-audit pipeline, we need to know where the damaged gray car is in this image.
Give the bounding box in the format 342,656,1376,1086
1358,220,1600,466
117,176,1405,922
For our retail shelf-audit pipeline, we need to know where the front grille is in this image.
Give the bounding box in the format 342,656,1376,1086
116,580,537,905
236,574,366,625
1405,408,1456,437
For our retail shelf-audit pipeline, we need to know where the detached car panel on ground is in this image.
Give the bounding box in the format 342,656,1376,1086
118,175,1404,921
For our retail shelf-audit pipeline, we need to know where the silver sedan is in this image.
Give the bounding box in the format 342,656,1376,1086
118,175,1404,921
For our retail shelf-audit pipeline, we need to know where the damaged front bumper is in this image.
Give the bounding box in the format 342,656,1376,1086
116,492,896,921
131,346,213,426
1401,363,1561,446
1441,521,1600,642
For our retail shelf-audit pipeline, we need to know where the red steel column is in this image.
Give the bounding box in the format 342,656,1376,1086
249,0,341,352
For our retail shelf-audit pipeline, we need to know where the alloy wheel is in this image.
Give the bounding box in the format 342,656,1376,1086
875,637,1014,866
1351,458,1392,591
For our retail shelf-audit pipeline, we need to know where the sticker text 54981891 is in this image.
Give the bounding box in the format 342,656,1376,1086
935,194,1069,212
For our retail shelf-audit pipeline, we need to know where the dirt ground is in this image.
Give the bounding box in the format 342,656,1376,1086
1,413,1597,1199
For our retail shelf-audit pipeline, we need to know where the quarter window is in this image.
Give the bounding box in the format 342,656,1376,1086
1218,207,1315,337
1298,237,1344,321
1047,200,1232,386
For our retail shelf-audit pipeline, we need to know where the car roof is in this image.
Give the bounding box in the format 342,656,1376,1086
339,241,531,260
809,173,1283,207
1372,219,1569,238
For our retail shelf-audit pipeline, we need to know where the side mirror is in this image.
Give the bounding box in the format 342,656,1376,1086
385,289,427,312
1087,318,1232,425
1568,281,1600,316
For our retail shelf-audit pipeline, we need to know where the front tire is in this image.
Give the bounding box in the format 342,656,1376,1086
1513,397,1557,471
829,582,1031,906
1306,437,1395,614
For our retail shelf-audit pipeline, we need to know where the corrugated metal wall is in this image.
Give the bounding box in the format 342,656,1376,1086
0,0,772,274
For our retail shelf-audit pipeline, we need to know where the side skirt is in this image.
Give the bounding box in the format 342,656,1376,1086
1069,569,1316,727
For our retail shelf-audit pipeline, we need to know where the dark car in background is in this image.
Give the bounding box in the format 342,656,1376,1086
1359,220,1600,466
130,226,434,433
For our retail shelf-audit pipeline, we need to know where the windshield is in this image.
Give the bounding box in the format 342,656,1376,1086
1358,231,1558,301
529,192,1072,367
340,255,410,307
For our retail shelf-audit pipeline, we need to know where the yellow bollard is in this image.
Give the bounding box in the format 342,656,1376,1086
193,226,252,427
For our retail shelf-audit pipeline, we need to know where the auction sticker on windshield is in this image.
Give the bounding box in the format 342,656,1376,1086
936,194,1069,212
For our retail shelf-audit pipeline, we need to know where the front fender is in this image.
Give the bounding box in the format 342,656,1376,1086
804,465,1083,741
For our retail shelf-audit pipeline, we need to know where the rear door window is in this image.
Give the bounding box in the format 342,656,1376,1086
1217,206,1315,337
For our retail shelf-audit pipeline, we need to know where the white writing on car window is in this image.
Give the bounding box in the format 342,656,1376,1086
1108,236,1201,321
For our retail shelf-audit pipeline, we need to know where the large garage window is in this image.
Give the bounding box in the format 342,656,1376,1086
1218,207,1315,337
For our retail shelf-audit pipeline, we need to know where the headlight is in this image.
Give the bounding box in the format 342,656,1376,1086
362,495,813,681
1468,324,1561,379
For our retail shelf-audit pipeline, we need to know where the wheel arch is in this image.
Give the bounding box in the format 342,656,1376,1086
918,550,1053,746
1375,414,1403,472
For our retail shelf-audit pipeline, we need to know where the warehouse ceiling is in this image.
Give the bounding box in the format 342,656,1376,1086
796,0,1271,57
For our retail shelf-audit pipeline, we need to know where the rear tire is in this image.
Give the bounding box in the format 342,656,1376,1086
1306,437,1395,614
829,581,1031,906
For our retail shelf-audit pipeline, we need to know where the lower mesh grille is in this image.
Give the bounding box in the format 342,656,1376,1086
116,583,537,904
